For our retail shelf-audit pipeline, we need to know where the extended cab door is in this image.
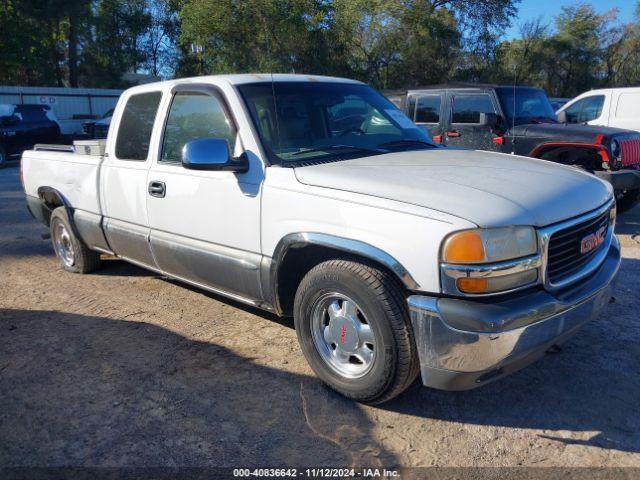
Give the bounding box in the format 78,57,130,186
145,84,264,302
100,90,163,267
443,91,501,151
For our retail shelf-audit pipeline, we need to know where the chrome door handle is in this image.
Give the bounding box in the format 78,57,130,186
148,181,166,198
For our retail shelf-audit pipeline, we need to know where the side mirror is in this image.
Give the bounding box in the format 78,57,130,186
556,110,567,123
182,138,248,173
479,112,500,128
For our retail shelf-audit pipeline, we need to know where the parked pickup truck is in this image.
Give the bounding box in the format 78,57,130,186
22,75,620,403
385,84,640,213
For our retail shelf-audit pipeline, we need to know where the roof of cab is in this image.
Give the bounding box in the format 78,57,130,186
216,73,365,85
124,73,364,94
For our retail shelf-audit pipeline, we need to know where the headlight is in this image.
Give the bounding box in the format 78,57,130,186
442,226,537,264
441,227,540,295
611,139,620,159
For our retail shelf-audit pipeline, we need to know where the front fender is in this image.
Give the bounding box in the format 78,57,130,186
274,232,420,288
266,232,421,316
529,142,609,166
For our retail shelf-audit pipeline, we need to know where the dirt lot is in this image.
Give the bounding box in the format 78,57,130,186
1,164,639,470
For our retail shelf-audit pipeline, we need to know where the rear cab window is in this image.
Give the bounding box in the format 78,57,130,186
15,106,50,122
115,91,162,161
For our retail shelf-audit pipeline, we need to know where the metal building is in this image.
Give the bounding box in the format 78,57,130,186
0,86,123,135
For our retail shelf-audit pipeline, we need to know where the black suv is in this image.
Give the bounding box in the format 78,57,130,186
386,84,640,212
0,104,62,168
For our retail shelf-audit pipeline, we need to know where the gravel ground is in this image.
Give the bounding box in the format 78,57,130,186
1,164,639,469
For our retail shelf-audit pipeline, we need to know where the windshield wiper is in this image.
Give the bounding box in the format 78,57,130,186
377,139,436,149
290,144,386,157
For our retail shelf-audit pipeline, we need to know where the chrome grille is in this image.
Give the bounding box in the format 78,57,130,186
546,207,611,285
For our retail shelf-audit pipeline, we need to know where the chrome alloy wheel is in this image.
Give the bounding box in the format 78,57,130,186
53,221,75,267
311,293,376,378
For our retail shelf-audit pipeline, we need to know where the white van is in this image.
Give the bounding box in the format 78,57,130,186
557,87,640,132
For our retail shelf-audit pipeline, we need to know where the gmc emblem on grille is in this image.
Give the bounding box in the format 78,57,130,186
580,226,606,255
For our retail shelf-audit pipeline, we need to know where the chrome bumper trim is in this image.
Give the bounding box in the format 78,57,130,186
440,253,542,296
408,236,620,390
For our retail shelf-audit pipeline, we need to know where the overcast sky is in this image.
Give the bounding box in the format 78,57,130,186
505,0,637,39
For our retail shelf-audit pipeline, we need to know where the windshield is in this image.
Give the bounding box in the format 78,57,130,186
496,88,558,126
238,82,434,164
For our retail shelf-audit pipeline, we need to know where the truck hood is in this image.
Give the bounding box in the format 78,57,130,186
511,122,636,141
292,148,612,228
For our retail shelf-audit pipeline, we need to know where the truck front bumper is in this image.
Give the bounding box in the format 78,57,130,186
595,169,640,190
408,236,621,391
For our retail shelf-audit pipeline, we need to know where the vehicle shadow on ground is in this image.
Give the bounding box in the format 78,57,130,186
94,258,294,330
93,258,157,277
0,308,392,467
382,256,640,455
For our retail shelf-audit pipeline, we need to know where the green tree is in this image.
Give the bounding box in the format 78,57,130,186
80,0,151,88
602,1,640,87
490,3,637,96
0,0,73,86
174,0,518,88
176,0,340,76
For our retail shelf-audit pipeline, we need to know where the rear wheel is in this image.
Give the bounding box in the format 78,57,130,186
294,259,419,404
615,189,640,214
50,207,101,273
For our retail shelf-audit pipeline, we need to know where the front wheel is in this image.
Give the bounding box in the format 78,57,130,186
615,189,640,214
294,259,419,404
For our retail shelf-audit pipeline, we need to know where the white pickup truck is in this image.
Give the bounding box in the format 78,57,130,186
22,74,620,403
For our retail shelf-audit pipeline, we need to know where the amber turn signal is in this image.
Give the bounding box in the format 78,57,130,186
456,277,488,293
442,231,486,263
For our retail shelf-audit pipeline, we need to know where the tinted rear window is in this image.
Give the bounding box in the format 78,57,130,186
15,106,50,122
414,95,441,123
115,92,162,161
451,94,495,124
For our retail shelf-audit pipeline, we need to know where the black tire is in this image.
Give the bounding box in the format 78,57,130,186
615,189,640,214
0,145,7,169
294,259,419,404
50,207,101,273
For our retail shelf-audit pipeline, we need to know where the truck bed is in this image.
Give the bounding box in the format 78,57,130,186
21,146,104,216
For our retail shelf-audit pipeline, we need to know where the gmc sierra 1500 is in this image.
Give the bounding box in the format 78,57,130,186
22,74,620,403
